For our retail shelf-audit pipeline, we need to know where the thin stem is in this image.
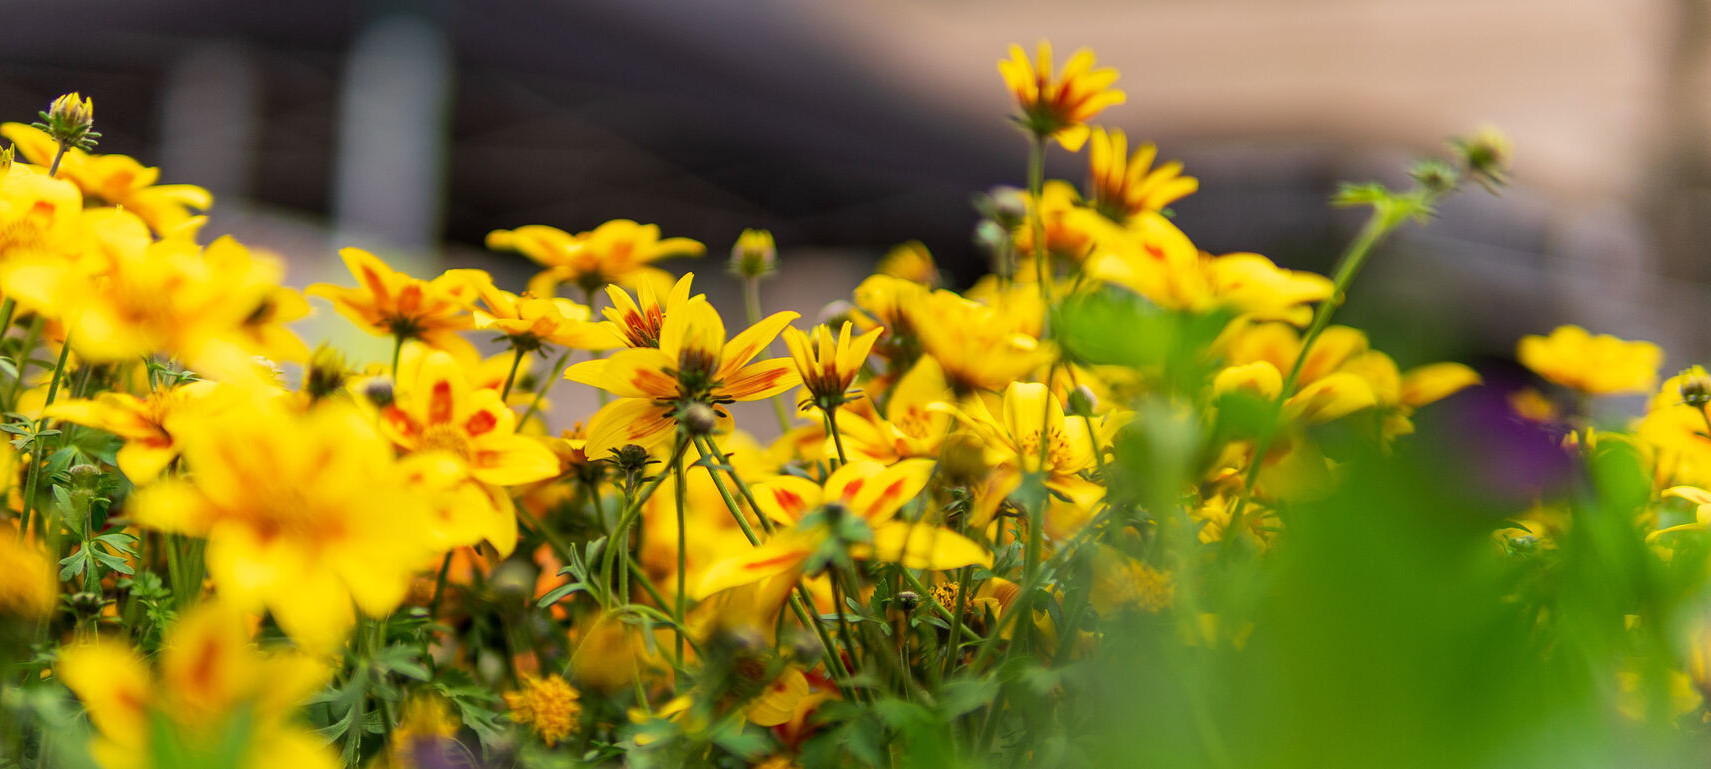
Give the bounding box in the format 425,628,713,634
48,145,68,177
19,334,73,541
673,440,688,665
745,276,793,435
1027,134,1053,328
822,405,849,466
427,551,455,619
390,333,405,377
599,438,690,607
501,345,527,401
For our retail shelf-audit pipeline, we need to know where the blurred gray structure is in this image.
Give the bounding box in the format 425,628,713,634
2,0,1710,380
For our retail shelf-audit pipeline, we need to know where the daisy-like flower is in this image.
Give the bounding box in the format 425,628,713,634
56,601,336,769
567,296,799,456
380,349,560,556
997,42,1126,151
486,219,704,298
783,320,883,408
602,272,700,349
0,525,55,619
694,459,990,599
1086,127,1198,223
916,290,1054,395
128,393,439,651
3,122,212,238
471,281,620,353
43,379,220,483
1517,325,1662,396
306,247,488,366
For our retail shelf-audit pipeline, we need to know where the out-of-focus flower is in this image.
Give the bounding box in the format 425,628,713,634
504,674,582,746
0,525,55,619
487,219,703,298
876,241,939,287
916,290,1053,395
56,601,335,769
997,42,1125,151
307,247,487,366
387,694,463,769
1086,127,1198,223
44,380,219,483
128,394,436,651
1518,325,1661,396
472,281,619,353
3,123,212,238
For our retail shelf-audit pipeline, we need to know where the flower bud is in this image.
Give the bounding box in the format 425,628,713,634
610,444,654,473
1066,385,1098,417
305,344,351,402
1682,370,1711,408
1452,126,1511,192
816,300,856,328
786,630,823,667
67,590,105,619
681,402,719,436
0,144,13,175
729,228,777,279
35,93,99,154
1410,159,1459,196
895,590,921,614
363,377,395,408
973,220,1009,256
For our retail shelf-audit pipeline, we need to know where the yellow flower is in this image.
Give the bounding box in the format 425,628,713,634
950,382,1106,524
128,394,437,651
746,667,809,727
0,157,84,260
504,674,582,746
56,601,335,769
306,247,487,366
997,42,1126,151
44,380,220,483
381,349,560,556
487,219,704,297
601,271,701,349
2,122,212,238
1086,127,1198,222
0,525,55,619
783,321,882,406
1648,486,1711,542
1012,181,1097,264
876,240,940,287
1089,546,1174,614
833,356,954,464
695,459,990,598
568,296,799,456
388,694,462,768
916,290,1053,394
472,281,620,353
1517,325,1661,395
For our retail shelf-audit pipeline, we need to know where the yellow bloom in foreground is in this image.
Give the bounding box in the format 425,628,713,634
307,247,487,365
56,602,335,769
568,297,799,456
916,290,1053,394
784,321,882,405
1517,325,1661,395
2,122,213,237
695,459,990,598
129,395,437,651
997,42,1126,151
381,349,560,556
487,219,704,297
504,675,582,746
0,525,55,619
45,380,219,483
1086,127,1198,222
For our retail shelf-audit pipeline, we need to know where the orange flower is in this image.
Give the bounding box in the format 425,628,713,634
996,42,1125,151
307,247,487,366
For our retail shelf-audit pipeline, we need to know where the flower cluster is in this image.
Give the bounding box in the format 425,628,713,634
4,39,1707,769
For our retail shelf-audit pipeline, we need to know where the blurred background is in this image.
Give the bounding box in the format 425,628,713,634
2,0,1707,409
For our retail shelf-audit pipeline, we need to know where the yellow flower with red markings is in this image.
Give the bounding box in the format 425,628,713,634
694,459,989,598
601,271,700,349
784,321,882,407
568,296,799,456
44,380,220,483
472,281,619,353
487,219,703,297
381,349,559,556
56,601,335,769
997,42,1125,151
1086,127,1198,223
3,122,213,238
128,393,437,651
833,357,954,464
307,247,487,366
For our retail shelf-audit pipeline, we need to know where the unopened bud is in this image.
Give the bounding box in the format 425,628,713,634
0,144,13,175
490,559,535,598
729,228,777,279
896,590,921,614
66,464,101,489
987,186,1029,226
681,402,719,436
816,300,856,327
1452,126,1511,192
973,220,1008,256
67,591,105,618
363,377,395,408
35,93,99,154
1682,370,1711,408
1410,159,1459,196
1066,385,1098,418
305,344,351,402
48,93,92,130
610,443,654,473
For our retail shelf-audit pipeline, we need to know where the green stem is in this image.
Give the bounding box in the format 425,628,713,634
390,333,405,377
745,276,794,435
19,334,73,541
599,438,690,608
673,440,688,665
427,552,454,619
822,405,849,466
1027,134,1052,327
500,345,527,401
1223,207,1400,544
521,347,574,426
8,316,43,409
